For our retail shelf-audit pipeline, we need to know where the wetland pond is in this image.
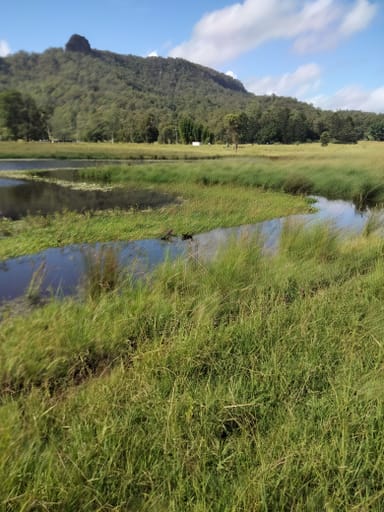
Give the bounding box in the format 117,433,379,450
0,177,177,219
0,163,380,304
0,159,143,172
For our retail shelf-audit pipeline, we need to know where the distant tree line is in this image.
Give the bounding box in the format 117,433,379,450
1,88,384,145
221,107,381,145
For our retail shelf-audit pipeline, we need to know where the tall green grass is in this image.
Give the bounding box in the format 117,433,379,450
81,245,123,299
2,224,384,510
3,142,384,260
4,141,384,206
74,142,384,206
0,184,308,260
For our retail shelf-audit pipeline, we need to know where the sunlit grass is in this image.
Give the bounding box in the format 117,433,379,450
81,245,123,299
2,226,384,509
71,141,384,204
0,183,309,260
0,139,381,162
3,143,384,509
0,141,235,160
3,141,384,260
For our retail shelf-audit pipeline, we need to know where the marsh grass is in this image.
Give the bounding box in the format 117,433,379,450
81,245,123,299
4,142,384,260
363,210,384,237
0,183,309,260
25,262,47,305
72,142,384,206
280,219,341,262
2,225,384,509
4,142,384,509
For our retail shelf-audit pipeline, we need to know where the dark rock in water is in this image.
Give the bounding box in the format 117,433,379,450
182,233,193,240
65,34,92,53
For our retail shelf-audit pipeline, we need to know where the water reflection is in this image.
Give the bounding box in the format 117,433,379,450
0,159,142,172
0,196,379,304
0,178,27,187
0,239,187,303
0,179,176,219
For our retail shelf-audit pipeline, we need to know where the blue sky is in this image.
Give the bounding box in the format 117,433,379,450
1,0,383,112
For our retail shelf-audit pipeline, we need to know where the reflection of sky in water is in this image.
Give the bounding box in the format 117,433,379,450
0,178,176,219
308,196,367,231
0,159,148,172
0,178,27,187
0,196,380,303
0,239,189,303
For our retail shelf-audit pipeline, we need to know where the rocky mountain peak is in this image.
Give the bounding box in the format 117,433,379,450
65,34,92,53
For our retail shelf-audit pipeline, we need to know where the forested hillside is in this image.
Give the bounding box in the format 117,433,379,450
0,34,383,144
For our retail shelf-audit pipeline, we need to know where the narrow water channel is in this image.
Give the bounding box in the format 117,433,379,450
0,196,375,304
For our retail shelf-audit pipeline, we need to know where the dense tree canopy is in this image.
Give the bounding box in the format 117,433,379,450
329,112,359,144
369,120,384,141
0,37,383,144
0,90,47,140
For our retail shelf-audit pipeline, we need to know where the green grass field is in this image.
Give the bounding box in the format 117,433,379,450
2,142,384,510
2,140,384,203
0,140,237,160
74,141,384,205
2,226,384,510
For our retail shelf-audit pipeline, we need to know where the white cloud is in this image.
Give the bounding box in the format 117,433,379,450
309,85,384,112
339,0,377,36
169,0,377,66
0,40,11,57
225,70,238,79
245,63,322,98
146,50,158,57
294,0,378,52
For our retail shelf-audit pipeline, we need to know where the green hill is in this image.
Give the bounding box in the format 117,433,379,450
0,34,254,142
0,34,383,143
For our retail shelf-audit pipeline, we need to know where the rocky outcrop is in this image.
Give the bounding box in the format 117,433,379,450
65,34,92,53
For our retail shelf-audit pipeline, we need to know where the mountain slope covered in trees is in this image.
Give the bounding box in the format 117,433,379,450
0,35,383,143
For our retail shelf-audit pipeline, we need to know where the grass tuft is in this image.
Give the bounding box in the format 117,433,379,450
26,262,47,305
81,245,123,299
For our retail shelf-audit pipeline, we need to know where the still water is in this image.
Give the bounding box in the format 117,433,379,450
0,178,176,219
0,196,375,304
0,159,140,172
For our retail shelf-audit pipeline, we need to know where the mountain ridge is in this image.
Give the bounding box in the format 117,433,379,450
0,35,258,141
0,35,383,143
